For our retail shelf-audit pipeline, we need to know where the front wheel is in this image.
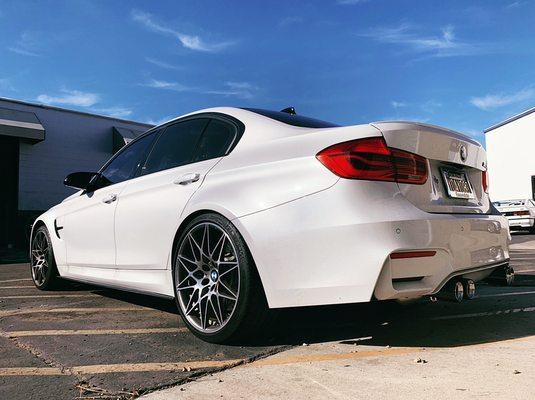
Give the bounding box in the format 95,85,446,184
30,225,59,290
173,213,269,343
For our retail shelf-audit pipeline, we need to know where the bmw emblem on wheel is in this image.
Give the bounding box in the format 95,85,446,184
460,144,467,162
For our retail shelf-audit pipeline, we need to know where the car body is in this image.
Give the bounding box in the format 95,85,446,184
493,199,535,231
30,107,510,341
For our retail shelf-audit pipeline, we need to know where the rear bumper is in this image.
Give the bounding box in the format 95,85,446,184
506,216,534,229
236,179,510,308
373,217,509,300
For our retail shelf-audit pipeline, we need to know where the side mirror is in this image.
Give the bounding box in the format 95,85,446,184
64,172,99,191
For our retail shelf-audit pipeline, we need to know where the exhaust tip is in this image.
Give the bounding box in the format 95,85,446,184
436,280,464,302
453,281,464,302
463,279,476,300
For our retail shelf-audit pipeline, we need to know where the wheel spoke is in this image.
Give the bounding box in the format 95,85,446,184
210,233,225,259
177,255,197,272
219,264,238,278
200,224,210,257
177,281,196,291
210,297,223,326
217,292,237,302
218,280,237,300
188,235,200,262
185,289,199,316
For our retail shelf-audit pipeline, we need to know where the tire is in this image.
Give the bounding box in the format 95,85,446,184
173,213,270,343
30,225,59,290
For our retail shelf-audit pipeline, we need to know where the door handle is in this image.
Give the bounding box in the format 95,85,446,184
102,193,117,204
174,173,201,186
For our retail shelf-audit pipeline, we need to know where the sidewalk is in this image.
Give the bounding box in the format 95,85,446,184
141,336,535,400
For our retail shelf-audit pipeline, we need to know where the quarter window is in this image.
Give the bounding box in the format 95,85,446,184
142,119,209,175
98,132,157,188
193,119,236,162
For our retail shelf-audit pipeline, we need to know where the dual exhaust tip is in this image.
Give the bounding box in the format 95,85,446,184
432,265,514,303
433,279,477,303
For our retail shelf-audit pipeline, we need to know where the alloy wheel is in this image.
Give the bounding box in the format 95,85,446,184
31,230,49,286
175,222,241,333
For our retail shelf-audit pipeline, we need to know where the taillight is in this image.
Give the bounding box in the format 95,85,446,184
514,210,530,216
482,170,489,193
316,137,428,185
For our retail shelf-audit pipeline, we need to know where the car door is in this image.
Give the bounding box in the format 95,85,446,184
114,116,240,270
62,132,157,269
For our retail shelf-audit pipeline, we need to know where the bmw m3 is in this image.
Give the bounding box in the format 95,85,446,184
30,107,510,343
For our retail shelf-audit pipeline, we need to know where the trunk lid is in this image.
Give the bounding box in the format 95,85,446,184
372,121,490,214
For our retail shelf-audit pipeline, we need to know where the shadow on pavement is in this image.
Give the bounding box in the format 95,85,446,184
54,275,535,350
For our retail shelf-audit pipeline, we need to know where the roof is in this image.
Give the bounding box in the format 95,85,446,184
484,105,535,133
0,107,45,142
0,96,154,128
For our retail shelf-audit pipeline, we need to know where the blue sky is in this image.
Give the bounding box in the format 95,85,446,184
1,0,535,143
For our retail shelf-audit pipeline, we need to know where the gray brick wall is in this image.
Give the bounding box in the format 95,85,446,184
0,99,152,211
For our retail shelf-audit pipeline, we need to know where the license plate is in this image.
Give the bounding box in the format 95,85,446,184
441,168,475,199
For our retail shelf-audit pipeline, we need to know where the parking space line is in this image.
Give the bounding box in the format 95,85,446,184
0,278,32,283
251,347,419,367
0,306,166,317
431,306,535,320
0,359,243,376
0,286,35,289
0,367,63,376
478,290,535,298
0,294,96,299
4,334,535,377
0,327,188,337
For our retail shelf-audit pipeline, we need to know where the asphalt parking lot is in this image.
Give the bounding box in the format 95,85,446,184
2,233,535,399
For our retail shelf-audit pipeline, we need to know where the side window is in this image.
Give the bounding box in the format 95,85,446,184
142,119,209,175
98,132,157,188
193,119,237,162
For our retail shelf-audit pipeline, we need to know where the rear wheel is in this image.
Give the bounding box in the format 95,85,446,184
30,226,59,290
173,213,269,343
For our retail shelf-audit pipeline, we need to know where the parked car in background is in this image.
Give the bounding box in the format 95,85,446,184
494,199,535,232
29,107,510,343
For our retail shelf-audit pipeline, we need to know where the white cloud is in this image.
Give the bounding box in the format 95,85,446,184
91,107,133,119
279,16,303,27
470,88,535,110
337,0,369,4
140,78,258,99
420,100,442,113
391,101,407,109
141,79,191,91
36,89,100,107
506,1,526,9
361,23,482,58
0,78,15,91
144,115,173,126
145,57,180,70
8,31,41,57
131,10,234,52
8,47,40,57
204,81,257,99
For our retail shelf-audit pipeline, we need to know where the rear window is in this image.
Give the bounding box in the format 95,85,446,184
242,108,339,129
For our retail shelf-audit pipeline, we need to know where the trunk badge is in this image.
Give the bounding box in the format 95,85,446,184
460,145,467,162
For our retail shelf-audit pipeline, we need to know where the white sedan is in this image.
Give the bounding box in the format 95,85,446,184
494,199,535,232
30,107,510,343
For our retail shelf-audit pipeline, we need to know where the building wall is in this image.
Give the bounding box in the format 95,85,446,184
485,111,535,201
0,99,151,211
